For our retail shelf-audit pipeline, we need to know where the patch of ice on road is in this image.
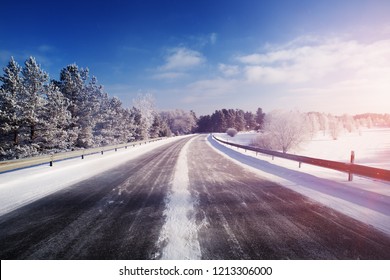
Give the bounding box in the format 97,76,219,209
159,137,201,260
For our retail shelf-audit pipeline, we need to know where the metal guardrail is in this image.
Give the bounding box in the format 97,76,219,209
0,138,165,173
213,135,390,182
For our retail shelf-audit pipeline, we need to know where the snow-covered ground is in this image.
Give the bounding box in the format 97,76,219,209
210,132,390,235
221,128,390,169
0,136,187,216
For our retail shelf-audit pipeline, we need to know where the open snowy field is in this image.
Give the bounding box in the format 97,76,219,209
220,128,390,169
211,132,390,235
0,136,188,216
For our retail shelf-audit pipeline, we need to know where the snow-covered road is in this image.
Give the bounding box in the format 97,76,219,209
1,134,390,259
0,136,193,259
190,135,390,259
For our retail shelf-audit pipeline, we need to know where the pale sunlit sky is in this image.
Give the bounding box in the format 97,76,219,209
1,0,390,115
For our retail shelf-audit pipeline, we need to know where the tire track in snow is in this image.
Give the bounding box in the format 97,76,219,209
158,137,201,260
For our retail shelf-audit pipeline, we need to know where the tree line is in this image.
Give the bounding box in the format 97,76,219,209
197,108,265,133
2,56,389,160
0,57,198,160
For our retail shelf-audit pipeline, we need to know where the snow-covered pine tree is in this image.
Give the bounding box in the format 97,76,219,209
255,107,265,130
211,110,226,132
121,107,138,142
0,57,23,159
108,97,131,144
40,82,72,151
59,64,101,148
94,95,125,146
129,106,143,140
234,109,246,131
150,113,171,137
244,111,257,131
20,57,49,155
132,93,156,140
222,109,235,130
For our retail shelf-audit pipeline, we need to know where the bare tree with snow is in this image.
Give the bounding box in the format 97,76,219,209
253,110,309,153
160,109,197,135
328,116,343,140
132,93,156,140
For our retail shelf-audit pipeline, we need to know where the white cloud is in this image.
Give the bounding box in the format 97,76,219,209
152,35,390,115
161,47,205,71
152,47,206,81
210,33,217,45
218,63,240,77
236,38,390,85
188,33,218,47
152,72,187,80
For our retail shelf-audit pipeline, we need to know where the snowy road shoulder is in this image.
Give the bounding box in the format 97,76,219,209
207,135,390,235
158,136,201,260
0,136,188,217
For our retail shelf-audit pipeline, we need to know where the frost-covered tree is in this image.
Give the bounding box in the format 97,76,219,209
211,110,226,132
254,110,309,153
318,113,330,136
58,64,90,147
40,82,72,150
160,109,196,135
306,112,321,139
0,56,176,160
128,106,143,140
234,109,246,131
132,93,156,139
328,116,343,140
0,57,23,153
342,114,356,133
222,109,235,129
150,113,171,138
226,128,238,137
20,57,49,144
58,65,105,148
94,96,127,145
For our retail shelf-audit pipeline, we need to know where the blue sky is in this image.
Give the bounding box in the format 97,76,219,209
1,0,390,115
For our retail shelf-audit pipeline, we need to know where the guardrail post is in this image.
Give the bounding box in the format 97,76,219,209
348,151,355,181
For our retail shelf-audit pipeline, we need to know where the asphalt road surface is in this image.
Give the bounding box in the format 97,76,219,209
1,135,390,259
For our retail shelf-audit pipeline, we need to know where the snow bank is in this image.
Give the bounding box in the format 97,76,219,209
0,137,186,216
208,135,390,235
159,137,201,260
